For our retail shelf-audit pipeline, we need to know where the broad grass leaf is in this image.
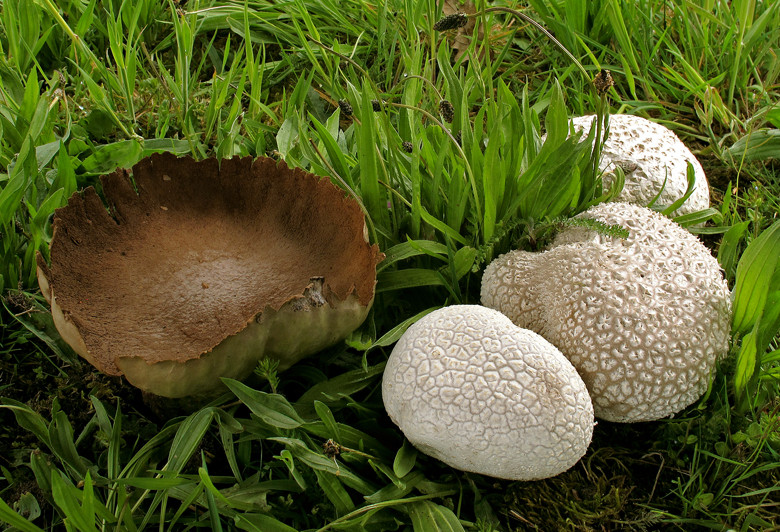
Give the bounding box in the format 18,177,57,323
22,71,50,140
50,471,98,532
235,513,299,532
29,450,55,495
218,478,301,512
80,139,143,175
354,84,388,239
80,472,95,530
419,207,469,245
167,482,206,530
199,466,233,508
200,468,225,532
270,437,376,495
116,423,179,479
735,325,760,399
727,129,780,162
315,469,355,515
142,138,194,156
310,112,353,186
0,135,35,225
370,308,440,350
364,471,425,504
453,246,477,280
276,115,298,158
294,362,385,416
376,269,447,293
436,44,464,134
407,500,465,532
15,492,41,523
313,401,341,441
223,379,304,430
0,398,51,448
660,163,697,215
166,408,216,473
392,440,418,478
106,401,122,481
544,80,569,148
768,109,780,129
204,488,224,531
29,188,63,229
302,422,391,459
216,410,244,481
53,143,77,201
0,495,45,532
378,241,449,272
277,449,307,490
35,140,60,171
717,220,750,278
673,208,723,230
732,220,780,335
49,411,88,477
115,477,194,490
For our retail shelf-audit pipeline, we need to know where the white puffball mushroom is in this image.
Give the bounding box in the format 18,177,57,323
569,114,710,216
481,203,731,423
382,305,594,481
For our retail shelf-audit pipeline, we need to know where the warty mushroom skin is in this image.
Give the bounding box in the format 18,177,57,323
382,305,594,481
481,203,731,423
569,114,710,216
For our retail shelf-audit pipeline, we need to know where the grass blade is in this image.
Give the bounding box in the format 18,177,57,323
732,220,780,335
0,496,46,532
408,500,465,532
223,379,304,429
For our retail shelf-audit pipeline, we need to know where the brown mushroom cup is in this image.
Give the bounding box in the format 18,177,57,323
37,153,382,398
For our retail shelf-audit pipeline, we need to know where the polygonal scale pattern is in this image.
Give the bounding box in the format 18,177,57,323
481,203,731,422
382,305,594,480
570,114,710,216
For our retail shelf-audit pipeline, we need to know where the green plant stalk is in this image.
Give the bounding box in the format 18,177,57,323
591,90,610,195
35,0,137,139
479,6,590,82
388,102,483,240
315,491,458,532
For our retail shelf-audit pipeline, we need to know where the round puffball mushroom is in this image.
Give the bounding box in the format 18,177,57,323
37,153,382,398
382,305,594,480
569,114,710,216
481,203,731,423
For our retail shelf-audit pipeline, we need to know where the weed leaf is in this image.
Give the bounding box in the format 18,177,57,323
408,500,465,532
0,495,44,531
223,379,304,429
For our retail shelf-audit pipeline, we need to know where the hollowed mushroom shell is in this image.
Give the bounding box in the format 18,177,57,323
37,153,382,398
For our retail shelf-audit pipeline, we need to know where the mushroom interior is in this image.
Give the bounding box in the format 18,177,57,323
41,153,380,380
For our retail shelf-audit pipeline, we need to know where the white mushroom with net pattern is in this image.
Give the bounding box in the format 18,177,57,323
569,114,710,216
481,202,732,423
382,305,594,481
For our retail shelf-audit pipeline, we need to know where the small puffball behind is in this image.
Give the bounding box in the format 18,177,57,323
481,203,732,423
569,114,710,216
382,305,594,481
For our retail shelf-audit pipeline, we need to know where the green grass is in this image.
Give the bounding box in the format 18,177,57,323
1,0,780,530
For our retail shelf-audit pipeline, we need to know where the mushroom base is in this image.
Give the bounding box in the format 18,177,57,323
115,293,371,398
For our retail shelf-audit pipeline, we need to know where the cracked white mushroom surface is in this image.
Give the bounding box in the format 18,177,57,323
382,305,594,480
481,203,731,423
569,114,710,216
